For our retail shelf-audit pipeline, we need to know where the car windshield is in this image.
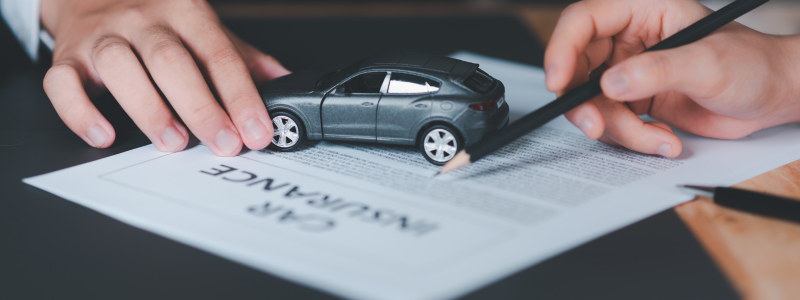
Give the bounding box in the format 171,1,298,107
316,62,362,90
315,71,338,89
463,68,495,94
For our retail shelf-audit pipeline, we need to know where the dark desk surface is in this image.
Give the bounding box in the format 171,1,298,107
0,13,736,300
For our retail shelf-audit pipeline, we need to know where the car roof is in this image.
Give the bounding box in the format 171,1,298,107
355,53,479,82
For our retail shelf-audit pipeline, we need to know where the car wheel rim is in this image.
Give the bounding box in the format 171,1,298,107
423,128,457,162
271,115,300,148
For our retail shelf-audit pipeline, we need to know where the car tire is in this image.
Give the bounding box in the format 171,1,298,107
267,111,306,152
419,124,463,165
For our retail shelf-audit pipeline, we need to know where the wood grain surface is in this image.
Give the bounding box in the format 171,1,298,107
677,162,800,300
214,3,800,299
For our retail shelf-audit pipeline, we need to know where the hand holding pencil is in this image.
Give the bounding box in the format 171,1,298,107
440,0,800,174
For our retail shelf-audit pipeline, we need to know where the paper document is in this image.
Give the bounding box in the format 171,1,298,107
25,52,800,300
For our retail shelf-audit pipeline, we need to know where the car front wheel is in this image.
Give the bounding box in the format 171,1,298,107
419,124,463,165
267,111,305,152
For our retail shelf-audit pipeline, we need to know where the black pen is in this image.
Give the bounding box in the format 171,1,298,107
437,0,771,175
678,185,800,223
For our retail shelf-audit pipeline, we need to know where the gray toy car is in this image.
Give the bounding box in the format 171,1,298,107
260,53,509,165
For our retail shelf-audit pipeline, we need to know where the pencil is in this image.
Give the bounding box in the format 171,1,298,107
678,185,800,223
437,0,770,175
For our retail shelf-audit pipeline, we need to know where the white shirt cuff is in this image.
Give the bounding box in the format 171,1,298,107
1,0,43,62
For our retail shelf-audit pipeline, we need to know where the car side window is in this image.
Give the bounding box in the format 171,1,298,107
337,72,387,94
387,73,441,94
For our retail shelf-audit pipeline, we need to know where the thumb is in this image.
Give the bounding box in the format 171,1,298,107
224,28,291,85
600,43,717,101
246,52,291,85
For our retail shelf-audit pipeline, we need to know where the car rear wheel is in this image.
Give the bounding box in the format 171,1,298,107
267,111,305,152
419,124,463,165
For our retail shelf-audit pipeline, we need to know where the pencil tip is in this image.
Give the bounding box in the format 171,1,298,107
437,150,472,176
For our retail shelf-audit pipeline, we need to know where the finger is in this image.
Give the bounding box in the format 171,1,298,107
560,57,609,140
564,99,606,139
545,0,714,92
91,36,189,152
597,134,621,147
649,94,757,139
134,24,242,156
43,60,116,148
175,17,274,151
225,27,290,85
563,95,607,139
601,43,726,101
544,0,633,92
595,97,683,157
649,121,674,133
557,39,612,95
626,98,653,116
246,50,291,86
582,38,614,81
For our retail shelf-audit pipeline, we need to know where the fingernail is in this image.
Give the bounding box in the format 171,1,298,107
87,125,109,148
215,128,240,155
161,126,185,151
658,144,672,157
545,66,557,88
244,119,267,142
578,119,593,136
545,66,555,78
604,69,630,96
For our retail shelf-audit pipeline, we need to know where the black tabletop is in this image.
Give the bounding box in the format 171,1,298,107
0,15,737,300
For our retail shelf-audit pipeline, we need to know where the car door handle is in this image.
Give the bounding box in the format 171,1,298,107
415,104,428,108
361,102,374,106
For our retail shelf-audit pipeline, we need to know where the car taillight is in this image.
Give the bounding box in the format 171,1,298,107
469,99,497,111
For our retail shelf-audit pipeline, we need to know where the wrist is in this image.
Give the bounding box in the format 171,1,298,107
39,0,79,37
772,34,800,123
39,0,61,37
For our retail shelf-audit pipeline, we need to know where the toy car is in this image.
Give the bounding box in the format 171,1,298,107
260,53,509,165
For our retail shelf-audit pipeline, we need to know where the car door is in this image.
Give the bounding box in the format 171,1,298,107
377,72,440,144
321,72,388,142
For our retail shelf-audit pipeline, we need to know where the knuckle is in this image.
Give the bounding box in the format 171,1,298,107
92,37,131,65
43,63,77,89
143,106,171,127
58,99,83,121
695,44,719,68
43,63,87,121
44,63,74,81
560,2,587,17
117,7,149,24
223,92,253,111
700,45,727,90
186,101,219,122
206,47,244,75
149,38,190,67
646,52,674,84
144,23,174,39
